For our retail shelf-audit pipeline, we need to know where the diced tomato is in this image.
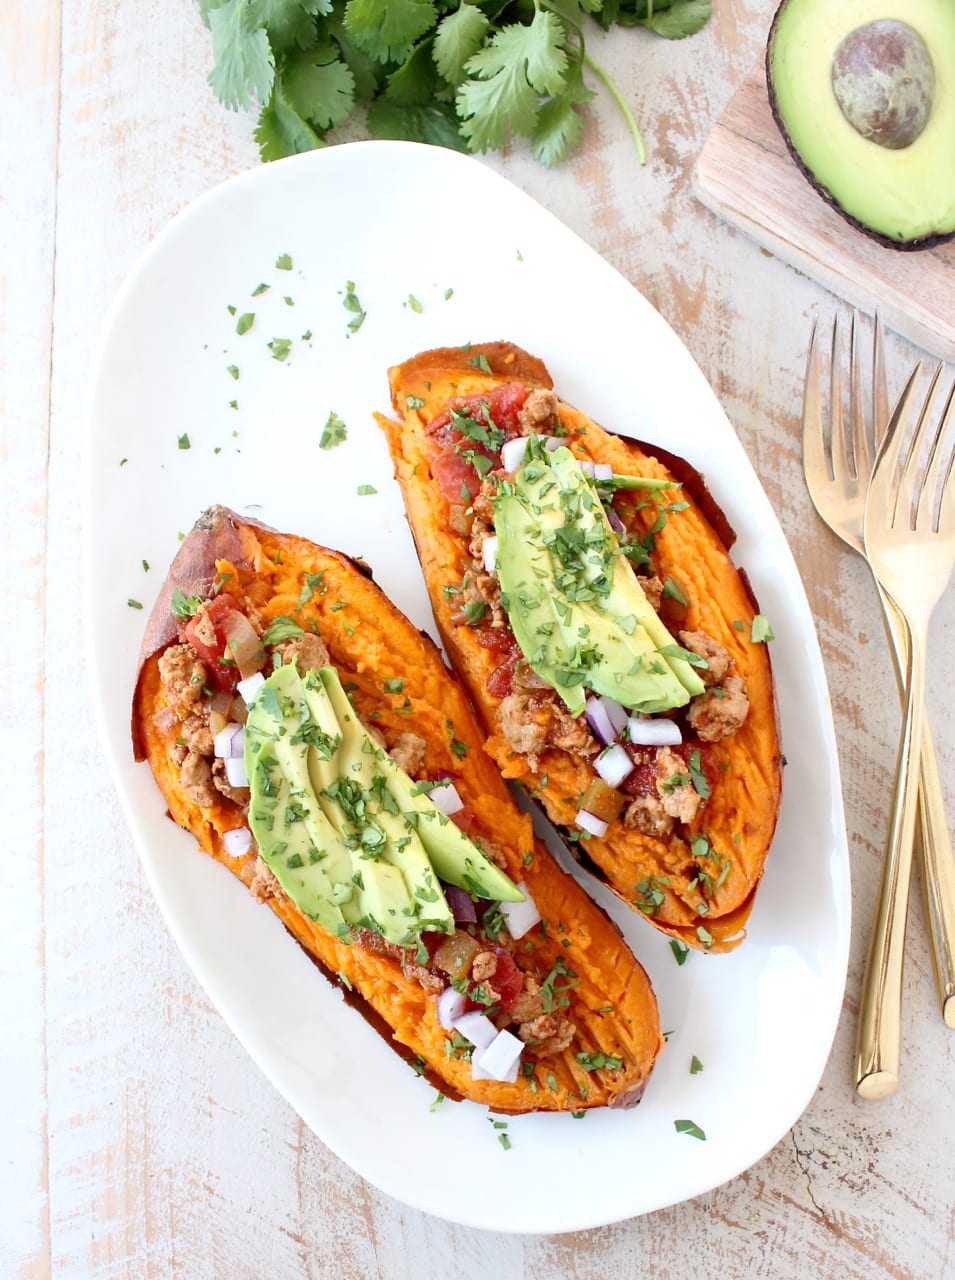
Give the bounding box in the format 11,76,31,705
476,628,518,653
426,383,531,504
449,807,479,836
182,592,244,691
482,948,523,1015
431,448,487,506
620,739,718,799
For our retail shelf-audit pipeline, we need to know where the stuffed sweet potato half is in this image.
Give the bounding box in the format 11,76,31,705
131,505,663,1113
378,343,783,953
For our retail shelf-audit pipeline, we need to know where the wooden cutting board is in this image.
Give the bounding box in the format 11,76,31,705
691,60,955,362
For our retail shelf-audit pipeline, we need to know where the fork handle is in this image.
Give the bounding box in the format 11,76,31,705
878,584,955,1027
855,616,927,1099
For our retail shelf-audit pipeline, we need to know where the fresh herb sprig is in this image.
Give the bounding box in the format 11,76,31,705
198,0,710,169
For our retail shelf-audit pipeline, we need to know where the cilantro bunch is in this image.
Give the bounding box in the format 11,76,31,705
199,0,711,167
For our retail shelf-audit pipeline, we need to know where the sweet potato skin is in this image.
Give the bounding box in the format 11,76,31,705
378,344,783,953
132,505,663,1113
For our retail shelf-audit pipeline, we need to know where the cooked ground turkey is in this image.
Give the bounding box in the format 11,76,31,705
679,629,732,686
157,643,207,719
249,857,281,902
518,388,560,435
389,731,427,776
178,749,217,809
497,690,599,769
623,745,701,838
686,673,749,742
276,631,330,673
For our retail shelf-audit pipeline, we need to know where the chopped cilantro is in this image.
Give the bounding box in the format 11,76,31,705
357,484,377,496
674,1118,706,1140
342,280,365,334
275,253,293,270
235,312,255,335
268,337,292,361
320,411,348,450
171,587,203,619
177,433,191,450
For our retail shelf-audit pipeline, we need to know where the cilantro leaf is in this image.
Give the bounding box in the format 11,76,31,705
255,81,323,159
433,3,491,85
208,0,276,110
382,42,441,106
641,0,711,39
343,0,438,65
457,12,569,150
531,92,586,168
368,99,469,149
249,0,327,52
281,42,356,127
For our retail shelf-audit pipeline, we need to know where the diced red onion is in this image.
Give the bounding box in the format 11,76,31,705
584,696,616,746
482,536,498,574
470,1028,523,1082
501,436,529,472
606,507,626,536
543,436,564,451
593,463,614,482
627,716,683,747
213,722,245,759
594,743,634,789
575,809,609,838
222,827,252,857
237,671,265,704
430,779,465,817
443,884,478,925
436,985,468,1030
224,754,249,788
598,695,630,736
577,459,596,478
498,881,540,940
452,1010,498,1052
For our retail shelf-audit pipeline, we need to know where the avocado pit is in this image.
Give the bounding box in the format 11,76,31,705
831,19,935,149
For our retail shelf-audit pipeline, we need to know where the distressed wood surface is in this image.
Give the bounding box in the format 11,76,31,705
3,0,954,1277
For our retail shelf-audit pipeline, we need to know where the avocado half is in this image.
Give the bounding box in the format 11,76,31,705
766,0,955,250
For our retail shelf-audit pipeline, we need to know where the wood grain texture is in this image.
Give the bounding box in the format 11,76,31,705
692,59,955,362
3,0,954,1275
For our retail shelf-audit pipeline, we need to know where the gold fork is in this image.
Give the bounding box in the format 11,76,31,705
803,314,955,1040
855,363,955,1099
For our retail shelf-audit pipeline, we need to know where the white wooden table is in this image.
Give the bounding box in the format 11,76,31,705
5,1,954,1276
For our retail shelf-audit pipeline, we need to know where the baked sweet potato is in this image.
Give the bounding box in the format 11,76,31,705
378,343,783,953
132,505,663,1112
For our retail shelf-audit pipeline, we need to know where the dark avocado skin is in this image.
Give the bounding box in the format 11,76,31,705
765,0,955,252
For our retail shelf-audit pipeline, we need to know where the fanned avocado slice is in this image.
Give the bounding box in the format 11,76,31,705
492,443,705,717
243,663,523,947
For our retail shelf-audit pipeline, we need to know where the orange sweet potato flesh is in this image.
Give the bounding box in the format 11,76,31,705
132,505,663,1113
378,343,783,953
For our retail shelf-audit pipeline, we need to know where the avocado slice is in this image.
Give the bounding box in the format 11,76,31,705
243,663,522,946
767,0,955,249
492,444,705,717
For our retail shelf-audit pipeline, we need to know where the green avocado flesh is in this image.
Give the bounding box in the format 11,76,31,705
491,443,705,718
767,0,955,248
243,664,522,946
